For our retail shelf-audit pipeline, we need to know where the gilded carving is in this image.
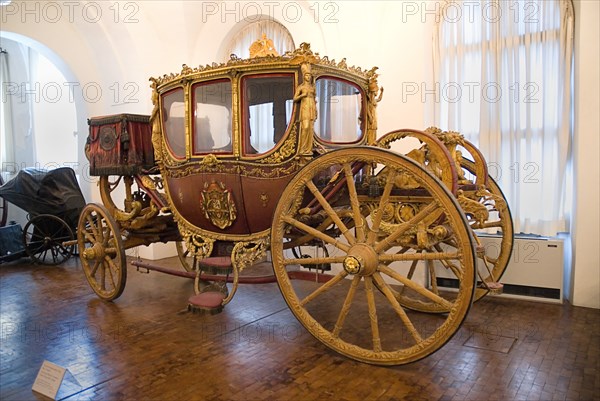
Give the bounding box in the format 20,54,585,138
200,181,237,230
366,67,384,145
179,228,214,260
164,159,303,179
249,33,279,58
149,79,163,164
259,193,269,207
258,123,298,164
293,64,317,156
425,127,470,184
150,42,373,90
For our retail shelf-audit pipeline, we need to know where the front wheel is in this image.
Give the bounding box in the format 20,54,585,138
271,148,476,365
77,203,127,301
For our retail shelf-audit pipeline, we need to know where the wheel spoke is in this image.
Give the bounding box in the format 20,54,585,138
343,163,366,243
397,254,420,296
379,251,461,263
364,276,382,352
50,247,58,264
283,255,345,267
48,224,65,240
306,180,356,246
99,260,106,291
86,214,100,240
282,215,351,253
105,256,118,290
372,273,423,344
300,271,348,306
427,258,439,295
433,244,464,279
378,265,454,310
84,231,96,244
90,259,100,277
367,169,398,245
40,248,49,263
102,227,112,247
332,275,361,337
35,223,51,239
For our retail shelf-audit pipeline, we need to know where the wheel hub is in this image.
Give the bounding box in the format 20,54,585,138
83,242,105,260
343,256,362,274
343,243,378,276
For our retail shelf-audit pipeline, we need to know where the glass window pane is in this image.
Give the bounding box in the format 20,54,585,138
193,80,232,154
243,75,294,155
162,88,185,158
315,78,363,143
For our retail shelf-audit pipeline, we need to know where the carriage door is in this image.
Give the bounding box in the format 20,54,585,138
240,73,296,233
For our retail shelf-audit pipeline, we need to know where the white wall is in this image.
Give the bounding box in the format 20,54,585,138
572,0,600,309
1,0,597,306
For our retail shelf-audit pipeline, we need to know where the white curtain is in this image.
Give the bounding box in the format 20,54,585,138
225,21,295,153
433,0,574,236
224,20,295,60
0,49,15,180
315,79,362,143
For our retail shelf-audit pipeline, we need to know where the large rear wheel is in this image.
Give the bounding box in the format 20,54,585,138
271,148,476,365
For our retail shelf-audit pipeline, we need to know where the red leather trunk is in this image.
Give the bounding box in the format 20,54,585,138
87,114,155,176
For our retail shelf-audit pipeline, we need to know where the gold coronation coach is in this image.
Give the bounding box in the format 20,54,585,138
78,40,513,366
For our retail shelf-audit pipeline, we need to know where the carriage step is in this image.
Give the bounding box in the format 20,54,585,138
480,281,504,294
198,256,233,275
188,291,226,315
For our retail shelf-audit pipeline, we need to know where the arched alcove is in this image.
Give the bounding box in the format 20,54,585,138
1,32,90,223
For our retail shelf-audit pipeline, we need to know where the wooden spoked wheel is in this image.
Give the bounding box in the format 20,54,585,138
461,159,514,301
23,214,75,265
271,148,476,365
77,203,127,301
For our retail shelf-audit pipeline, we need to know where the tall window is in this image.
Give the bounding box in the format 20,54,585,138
223,20,295,155
434,0,574,236
0,49,14,181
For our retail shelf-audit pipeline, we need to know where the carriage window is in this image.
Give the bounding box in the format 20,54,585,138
243,74,294,155
315,78,363,143
162,88,186,158
193,80,232,154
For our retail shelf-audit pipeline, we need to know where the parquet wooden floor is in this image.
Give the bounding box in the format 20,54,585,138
1,256,598,401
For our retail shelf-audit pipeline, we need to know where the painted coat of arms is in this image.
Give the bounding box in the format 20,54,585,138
200,181,237,229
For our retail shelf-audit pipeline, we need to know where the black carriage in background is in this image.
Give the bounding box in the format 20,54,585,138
0,167,85,265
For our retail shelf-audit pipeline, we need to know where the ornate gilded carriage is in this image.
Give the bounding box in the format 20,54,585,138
77,41,513,365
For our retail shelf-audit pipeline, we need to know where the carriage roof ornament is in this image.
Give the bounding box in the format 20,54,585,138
150,39,379,89
249,33,279,58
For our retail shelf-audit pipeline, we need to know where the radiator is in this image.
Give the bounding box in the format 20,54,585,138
436,234,565,304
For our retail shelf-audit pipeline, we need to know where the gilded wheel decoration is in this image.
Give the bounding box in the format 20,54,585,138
271,147,476,365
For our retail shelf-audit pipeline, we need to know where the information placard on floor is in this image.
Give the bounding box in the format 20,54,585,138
31,360,67,400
